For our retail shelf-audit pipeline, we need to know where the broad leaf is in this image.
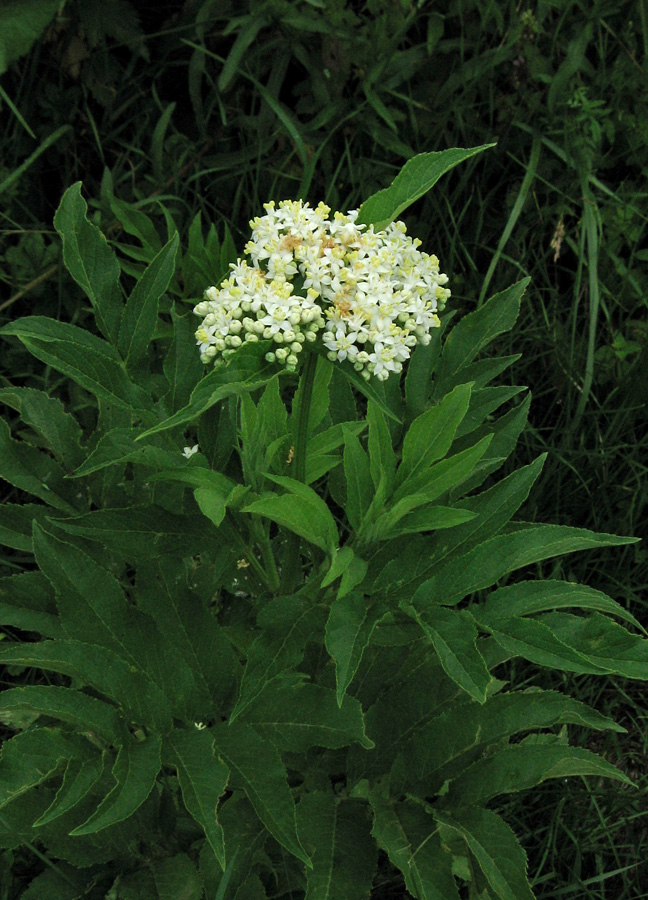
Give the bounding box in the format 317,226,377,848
70,427,180,478
434,808,535,900
0,686,122,739
0,387,84,470
71,736,162,834
446,743,632,808
34,754,107,827
343,427,372,530
402,605,493,703
0,317,150,412
53,182,123,344
0,571,61,638
165,728,229,869
357,145,495,230
296,791,377,899
138,342,278,437
119,233,179,369
325,592,387,705
240,681,373,751
369,790,460,900
0,728,85,809
0,0,59,75
411,525,636,610
152,853,203,900
163,304,205,413
213,719,310,866
434,280,529,396
242,475,338,553
231,597,325,721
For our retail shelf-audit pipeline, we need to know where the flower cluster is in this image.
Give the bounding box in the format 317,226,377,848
193,200,450,381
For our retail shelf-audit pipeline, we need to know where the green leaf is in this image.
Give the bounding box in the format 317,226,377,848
165,727,229,869
477,580,643,632
0,317,150,412
540,611,648,678
446,743,632,807
0,728,82,809
434,280,529,396
402,606,493,702
53,183,123,345
321,546,356,588
309,343,401,423
163,305,205,413
0,417,81,514
0,387,84,469
367,401,396,494
411,525,637,610
70,427,180,478
0,640,172,733
52,504,221,560
34,754,107,827
378,505,477,540
427,456,547,567
434,808,535,900
357,145,495,230
138,342,277,438
238,681,373,751
213,719,310,866
325,592,388,706
0,686,122,738
231,597,325,721
119,233,179,368
396,689,624,793
152,853,203,900
397,383,473,487
296,791,377,899
455,385,526,441
242,475,338,553
343,427,372,530
0,0,60,76
136,558,238,712
369,790,460,900
71,735,162,834
0,571,62,637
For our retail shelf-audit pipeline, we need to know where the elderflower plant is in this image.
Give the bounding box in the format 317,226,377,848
192,200,450,381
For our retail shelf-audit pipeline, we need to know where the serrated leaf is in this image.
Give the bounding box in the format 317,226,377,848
242,475,338,552
434,280,529,396
427,455,546,567
34,753,107,827
0,571,61,638
53,182,123,344
309,343,401,422
296,790,377,899
398,383,473,487
412,525,637,610
119,233,179,368
0,417,81,513
0,317,150,412
152,853,203,900
369,790,460,900
0,0,60,75
165,727,229,869
325,592,387,706
0,640,172,733
396,689,624,793
403,605,493,702
0,728,83,809
238,681,373,751
367,401,396,493
231,596,325,721
343,427,372,530
446,743,632,807
0,686,122,738
434,808,535,900
540,611,648,678
70,427,180,477
213,719,310,866
138,342,277,438
357,145,494,230
163,305,205,413
379,505,477,540
477,580,643,632
0,387,84,469
71,735,162,834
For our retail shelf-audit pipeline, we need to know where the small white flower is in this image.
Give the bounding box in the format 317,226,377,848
183,444,199,459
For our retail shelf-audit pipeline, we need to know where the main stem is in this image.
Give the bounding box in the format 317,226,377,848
279,350,318,594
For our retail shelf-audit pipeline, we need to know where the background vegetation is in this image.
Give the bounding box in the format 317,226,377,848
1,0,646,897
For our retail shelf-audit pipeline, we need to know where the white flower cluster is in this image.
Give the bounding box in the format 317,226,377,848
193,200,450,381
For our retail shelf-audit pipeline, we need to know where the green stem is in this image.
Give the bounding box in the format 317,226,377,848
250,518,281,593
224,511,271,592
279,351,319,593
